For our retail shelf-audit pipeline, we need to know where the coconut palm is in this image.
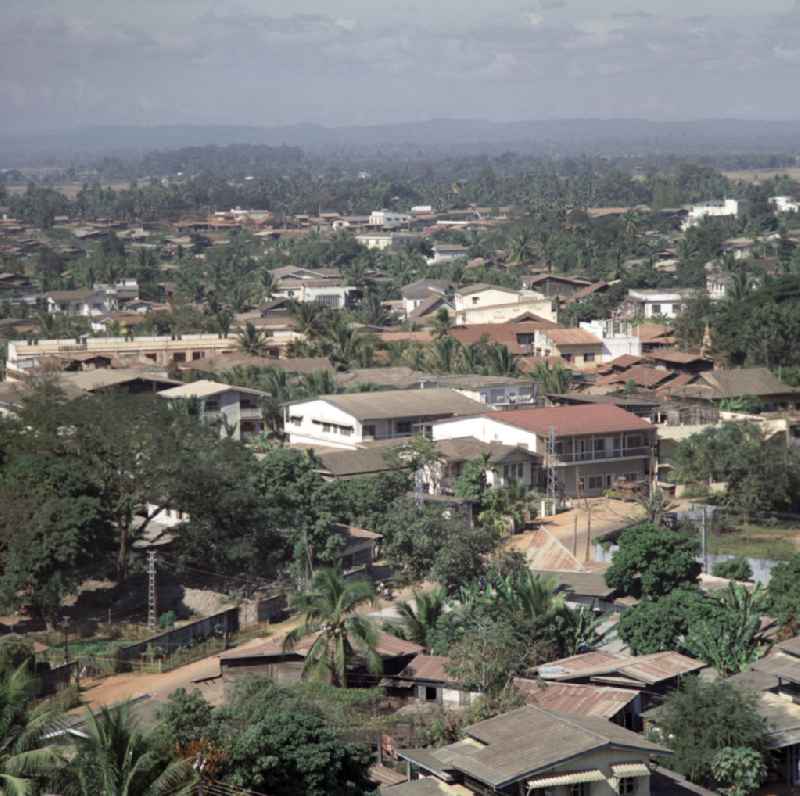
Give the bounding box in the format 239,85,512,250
492,570,564,624
57,704,196,796
0,664,64,795
284,569,381,687
389,588,448,650
237,322,270,356
298,369,339,399
553,605,606,656
530,361,573,395
484,344,519,377
427,336,462,373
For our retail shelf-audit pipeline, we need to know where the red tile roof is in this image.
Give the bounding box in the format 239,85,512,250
541,328,603,347
596,365,674,389
647,349,709,365
488,404,653,436
450,321,558,355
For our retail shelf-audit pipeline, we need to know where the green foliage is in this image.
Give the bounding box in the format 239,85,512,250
712,557,753,581
711,746,767,796
0,637,35,675
683,584,769,675
57,703,197,796
158,611,176,630
214,679,373,796
156,688,214,749
657,677,767,787
617,588,708,655
388,588,448,650
605,523,701,598
767,553,800,625
284,570,379,688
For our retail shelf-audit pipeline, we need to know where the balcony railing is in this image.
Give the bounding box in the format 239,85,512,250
552,446,652,465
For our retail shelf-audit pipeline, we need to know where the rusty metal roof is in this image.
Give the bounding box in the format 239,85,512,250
513,679,637,719
488,404,654,436
398,655,452,683
538,651,704,685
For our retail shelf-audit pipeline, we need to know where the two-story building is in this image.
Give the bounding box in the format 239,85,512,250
453,285,558,326
284,388,485,449
158,379,268,441
533,327,605,368
369,210,411,229
432,404,656,497
426,243,468,265
400,279,452,318
623,289,694,320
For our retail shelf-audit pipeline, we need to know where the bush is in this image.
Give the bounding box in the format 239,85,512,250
158,611,177,629
0,636,35,674
712,557,753,581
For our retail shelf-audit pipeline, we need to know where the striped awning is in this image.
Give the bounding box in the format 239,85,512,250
611,763,651,778
527,769,605,788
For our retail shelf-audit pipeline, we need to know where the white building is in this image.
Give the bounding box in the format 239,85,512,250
453,284,557,325
271,280,357,309
45,288,117,317
368,210,411,229
411,205,434,214
158,379,268,441
426,243,469,265
625,289,692,320
580,320,643,359
682,199,739,229
284,388,485,450
771,196,800,214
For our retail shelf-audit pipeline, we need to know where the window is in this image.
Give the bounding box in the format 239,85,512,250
322,423,333,433
240,398,257,410
173,352,186,363
650,303,661,315
424,686,438,702
562,352,573,362
145,353,157,362
588,475,604,490
204,399,220,412
618,778,637,795
289,415,303,425
396,420,413,435
605,474,613,488
339,426,353,437
363,424,377,438
472,296,479,304
569,784,590,796
583,352,595,363
627,434,643,449
192,351,204,360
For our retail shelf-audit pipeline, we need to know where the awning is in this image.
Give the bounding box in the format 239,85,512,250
611,763,651,778
527,770,605,788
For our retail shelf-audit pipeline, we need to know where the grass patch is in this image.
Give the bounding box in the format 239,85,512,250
708,522,798,561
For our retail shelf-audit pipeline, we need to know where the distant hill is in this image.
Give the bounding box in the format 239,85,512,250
2,118,800,167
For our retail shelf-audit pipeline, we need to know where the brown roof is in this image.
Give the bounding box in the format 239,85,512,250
541,328,603,347
316,446,406,478
538,651,704,685
46,288,100,302
317,388,485,422
220,630,423,661
486,404,654,436
513,679,637,719
700,368,798,398
182,354,333,375
456,283,519,297
397,655,453,683
450,321,558,355
647,350,709,365
635,323,671,340
434,438,540,465
402,705,668,788
379,331,434,344
606,354,644,370
596,365,674,389
524,529,585,572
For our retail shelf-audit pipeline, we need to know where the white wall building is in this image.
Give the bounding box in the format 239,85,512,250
682,199,739,229
580,320,643,359
284,389,485,450
369,210,411,229
771,196,800,214
45,288,117,317
453,284,557,325
625,289,691,320
426,243,469,265
158,379,268,441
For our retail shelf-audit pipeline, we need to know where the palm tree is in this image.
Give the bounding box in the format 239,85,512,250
427,336,461,373
389,588,448,650
0,664,64,795
530,361,573,395
298,369,339,399
57,704,196,796
492,570,564,623
283,569,381,687
509,227,535,263
484,344,519,377
553,606,606,656
430,308,454,340
289,301,327,340
237,322,270,356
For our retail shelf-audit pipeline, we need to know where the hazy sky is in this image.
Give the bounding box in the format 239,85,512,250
4,0,800,132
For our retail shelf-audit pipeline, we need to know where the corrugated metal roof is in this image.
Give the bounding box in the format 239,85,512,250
317,388,485,421
487,404,654,436
524,529,585,572
538,651,704,684
543,328,603,347
527,769,604,788
158,379,267,399
513,679,637,719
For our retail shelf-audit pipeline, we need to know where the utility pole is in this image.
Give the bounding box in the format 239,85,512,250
147,551,157,633
61,616,70,663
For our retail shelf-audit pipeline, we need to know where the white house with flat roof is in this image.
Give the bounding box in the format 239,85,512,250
682,199,739,229
624,289,693,320
368,210,410,229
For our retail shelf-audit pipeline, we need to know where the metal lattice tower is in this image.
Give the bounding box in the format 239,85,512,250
147,551,157,632
545,426,558,512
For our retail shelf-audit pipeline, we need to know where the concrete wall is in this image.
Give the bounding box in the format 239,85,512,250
432,415,540,451
560,458,647,497
455,297,557,324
